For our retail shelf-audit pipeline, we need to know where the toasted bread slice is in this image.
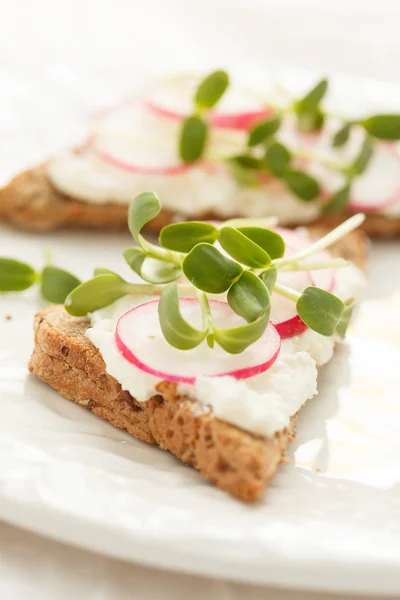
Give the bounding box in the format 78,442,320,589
1,163,399,237
28,231,367,502
29,305,296,502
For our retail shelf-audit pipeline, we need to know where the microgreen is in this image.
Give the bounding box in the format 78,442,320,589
248,116,281,147
361,114,400,140
296,287,346,336
2,194,364,355
283,170,321,201
0,258,38,292
177,70,400,210
183,243,243,293
40,266,81,304
218,226,271,268
264,142,291,177
179,115,208,163
332,123,351,148
0,257,79,303
159,221,219,253
194,70,229,111
158,283,207,350
322,183,351,213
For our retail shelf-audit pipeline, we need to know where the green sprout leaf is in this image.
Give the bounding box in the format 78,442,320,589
322,183,351,212
237,226,285,259
183,243,243,293
158,282,207,350
128,192,161,245
352,137,374,175
259,265,278,293
284,169,320,201
140,258,181,284
194,70,229,110
227,270,271,323
336,300,355,339
296,78,328,114
123,248,146,276
229,154,262,169
248,116,281,147
218,226,271,268
65,274,130,316
40,266,81,304
294,79,327,133
214,311,269,354
297,109,324,133
0,258,37,292
159,221,219,253
296,286,345,336
361,114,400,140
124,248,180,283
332,123,351,147
179,115,208,163
264,142,291,177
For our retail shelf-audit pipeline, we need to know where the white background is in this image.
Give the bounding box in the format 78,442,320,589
1,0,400,598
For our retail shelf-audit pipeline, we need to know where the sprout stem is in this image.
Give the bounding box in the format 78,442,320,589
278,257,349,272
274,283,301,302
139,235,182,266
273,213,365,266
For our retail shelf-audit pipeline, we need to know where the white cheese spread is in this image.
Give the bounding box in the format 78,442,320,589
85,263,365,438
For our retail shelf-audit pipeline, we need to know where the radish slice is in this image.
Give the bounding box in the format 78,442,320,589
347,143,400,212
269,227,334,338
271,270,311,339
115,299,281,384
145,73,272,131
92,100,188,175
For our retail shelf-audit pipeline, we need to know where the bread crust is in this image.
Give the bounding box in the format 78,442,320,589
29,305,295,502
1,163,399,237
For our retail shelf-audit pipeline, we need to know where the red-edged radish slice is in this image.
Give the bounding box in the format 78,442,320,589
269,228,334,338
274,311,308,339
92,100,188,175
271,270,311,339
145,73,273,131
347,143,400,212
115,299,281,384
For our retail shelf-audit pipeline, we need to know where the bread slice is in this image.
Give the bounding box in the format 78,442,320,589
29,305,296,502
28,231,367,502
1,162,399,237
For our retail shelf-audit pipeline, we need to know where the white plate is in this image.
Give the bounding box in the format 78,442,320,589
1,231,400,596
1,72,400,596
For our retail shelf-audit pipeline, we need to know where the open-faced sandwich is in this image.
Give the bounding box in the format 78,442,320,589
1,71,400,236
1,192,367,501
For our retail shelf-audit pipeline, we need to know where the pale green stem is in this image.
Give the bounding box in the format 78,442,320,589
274,282,301,302
278,257,349,272
196,289,215,348
197,290,213,330
273,213,365,267
139,235,182,266
43,248,53,266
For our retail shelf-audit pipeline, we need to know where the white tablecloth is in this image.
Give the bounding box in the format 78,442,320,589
1,1,399,597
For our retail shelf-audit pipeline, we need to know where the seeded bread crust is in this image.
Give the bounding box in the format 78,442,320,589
28,231,367,502
1,163,399,237
29,305,296,502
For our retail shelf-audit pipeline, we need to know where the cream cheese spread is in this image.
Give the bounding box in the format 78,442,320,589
85,264,365,438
